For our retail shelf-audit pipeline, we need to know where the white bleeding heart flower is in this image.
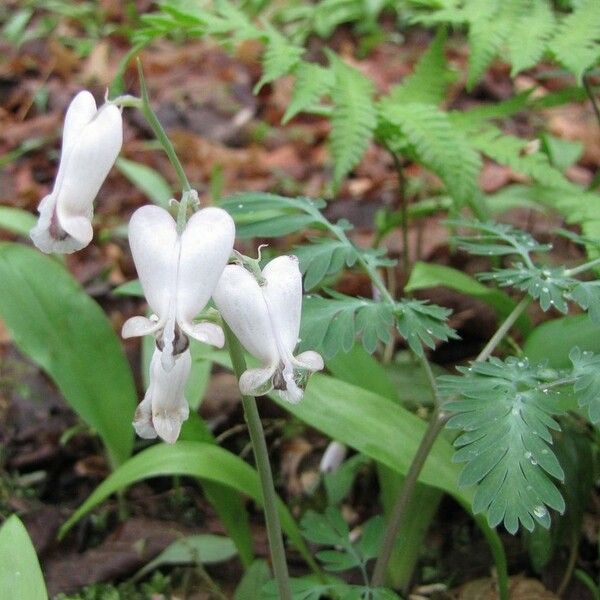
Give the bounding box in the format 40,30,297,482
122,204,235,370
133,347,191,443
319,441,348,474
213,255,324,404
30,91,123,254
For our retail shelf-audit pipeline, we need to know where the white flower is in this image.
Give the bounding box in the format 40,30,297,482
122,204,235,370
213,255,323,403
133,347,191,443
319,441,348,474
30,91,122,254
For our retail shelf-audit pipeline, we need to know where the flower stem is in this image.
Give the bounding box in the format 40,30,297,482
224,323,292,600
476,296,531,363
371,406,449,587
564,255,600,277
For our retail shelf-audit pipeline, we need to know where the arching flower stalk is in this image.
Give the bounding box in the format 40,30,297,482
134,347,191,443
213,255,323,403
122,204,235,371
30,91,122,254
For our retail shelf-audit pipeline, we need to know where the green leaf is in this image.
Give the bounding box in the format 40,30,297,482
283,63,334,123
272,373,462,497
294,238,358,290
524,315,600,369
0,206,36,237
394,299,458,357
441,357,566,533
116,157,172,209
235,560,271,600
377,102,481,207
507,0,555,76
324,454,371,505
0,243,136,466
300,292,394,358
569,347,600,423
112,279,144,297
255,31,304,92
135,534,237,579
328,54,377,187
387,29,452,105
356,515,385,560
0,515,47,600
326,343,399,402
301,506,349,546
221,193,325,238
547,0,600,82
58,441,318,572
405,261,530,334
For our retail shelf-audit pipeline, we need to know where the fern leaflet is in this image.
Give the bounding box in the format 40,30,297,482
329,54,377,188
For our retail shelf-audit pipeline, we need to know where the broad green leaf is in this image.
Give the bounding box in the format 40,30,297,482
405,261,531,334
273,374,461,496
0,243,136,466
326,343,399,402
0,206,36,237
116,157,172,209
0,515,47,600
135,534,237,579
58,442,318,572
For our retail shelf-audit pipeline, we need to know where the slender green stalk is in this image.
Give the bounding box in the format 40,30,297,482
477,296,531,363
371,406,448,587
224,324,292,600
565,255,600,277
389,152,410,277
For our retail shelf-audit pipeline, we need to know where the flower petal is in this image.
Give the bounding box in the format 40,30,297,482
132,394,157,440
213,264,279,364
55,103,122,243
146,347,191,444
61,91,97,158
262,255,302,354
177,207,235,325
128,205,179,320
121,315,161,339
239,365,277,396
181,321,224,348
293,350,324,373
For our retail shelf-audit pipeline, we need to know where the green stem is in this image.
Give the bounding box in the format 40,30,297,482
476,296,531,363
224,324,292,600
389,152,410,276
565,255,600,277
583,73,600,130
371,406,449,587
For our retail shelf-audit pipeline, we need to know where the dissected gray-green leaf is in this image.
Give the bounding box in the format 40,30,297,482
569,347,600,423
440,356,566,534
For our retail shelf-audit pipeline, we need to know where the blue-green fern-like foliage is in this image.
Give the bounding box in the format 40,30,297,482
440,347,600,534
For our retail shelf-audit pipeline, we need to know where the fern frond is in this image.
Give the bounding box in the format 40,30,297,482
469,126,574,192
547,0,600,82
387,29,452,106
506,0,555,76
254,30,305,92
377,102,481,207
329,54,377,188
283,62,335,123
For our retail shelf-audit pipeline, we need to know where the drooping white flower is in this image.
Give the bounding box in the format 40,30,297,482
30,91,122,254
213,255,324,403
133,347,191,443
122,204,235,370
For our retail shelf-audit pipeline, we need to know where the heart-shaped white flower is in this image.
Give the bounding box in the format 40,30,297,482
122,204,235,370
213,255,323,403
30,91,122,253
